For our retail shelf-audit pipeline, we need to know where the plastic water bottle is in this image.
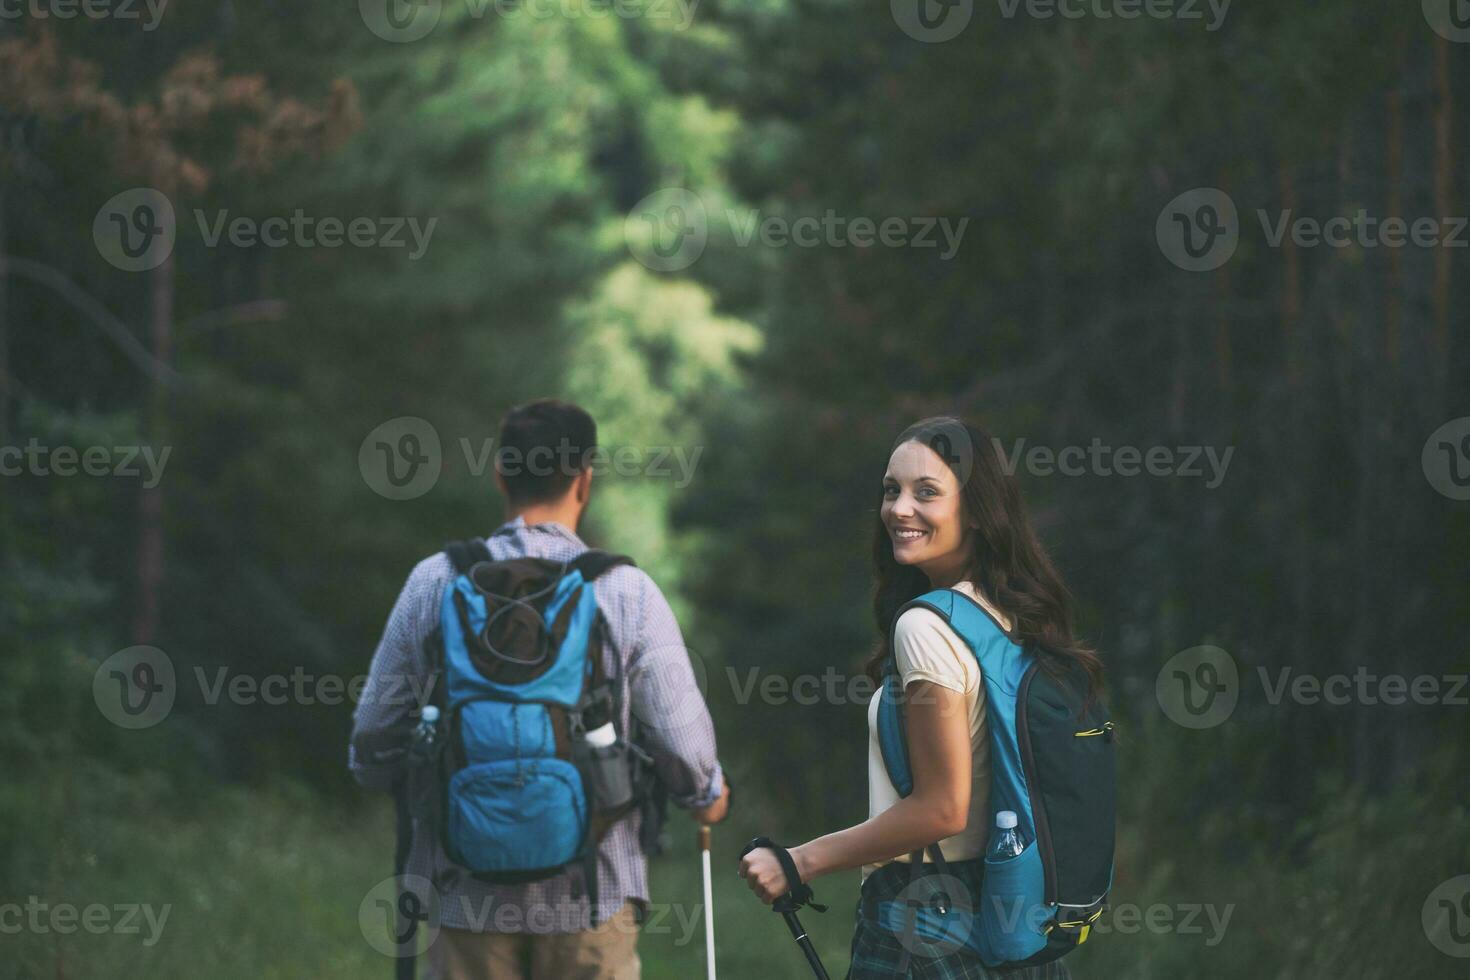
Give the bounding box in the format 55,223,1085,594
584,720,617,748
580,698,617,748
413,705,440,751
991,810,1025,859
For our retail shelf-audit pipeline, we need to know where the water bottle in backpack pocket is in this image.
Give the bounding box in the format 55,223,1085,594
406,705,443,828
570,692,653,826
976,811,1048,963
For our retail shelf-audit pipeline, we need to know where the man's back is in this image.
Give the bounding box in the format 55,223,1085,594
350,516,725,935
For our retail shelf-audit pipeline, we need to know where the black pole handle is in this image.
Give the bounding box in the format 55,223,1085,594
740,838,832,980
739,837,828,913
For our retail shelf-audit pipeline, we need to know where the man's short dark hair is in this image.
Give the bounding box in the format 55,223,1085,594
495,399,597,504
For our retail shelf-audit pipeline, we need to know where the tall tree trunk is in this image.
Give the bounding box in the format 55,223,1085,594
0,187,9,445
1385,38,1404,367
133,251,174,646
1279,165,1301,386
1431,33,1454,382
1215,168,1231,394
1278,158,1307,805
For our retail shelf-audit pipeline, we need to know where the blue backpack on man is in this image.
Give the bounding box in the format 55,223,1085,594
405,538,658,924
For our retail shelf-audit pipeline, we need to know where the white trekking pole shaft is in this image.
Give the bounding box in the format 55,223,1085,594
699,825,717,980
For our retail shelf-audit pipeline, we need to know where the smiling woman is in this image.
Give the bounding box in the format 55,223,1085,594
866,417,1103,695
738,416,1105,979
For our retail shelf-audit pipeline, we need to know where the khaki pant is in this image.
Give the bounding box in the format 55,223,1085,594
426,901,641,980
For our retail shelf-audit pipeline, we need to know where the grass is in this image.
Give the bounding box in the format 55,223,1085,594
1,759,862,980
4,735,1466,979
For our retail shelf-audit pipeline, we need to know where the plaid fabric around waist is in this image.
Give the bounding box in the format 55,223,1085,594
847,859,1072,980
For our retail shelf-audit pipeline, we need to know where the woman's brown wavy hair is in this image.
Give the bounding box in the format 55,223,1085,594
863,417,1103,703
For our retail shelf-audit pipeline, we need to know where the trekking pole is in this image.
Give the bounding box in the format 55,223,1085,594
699,825,717,980
739,838,831,980
772,894,831,980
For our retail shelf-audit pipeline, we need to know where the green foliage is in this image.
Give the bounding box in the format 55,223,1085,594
3,0,1467,974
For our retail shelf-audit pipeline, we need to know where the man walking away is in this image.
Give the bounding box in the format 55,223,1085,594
351,399,730,979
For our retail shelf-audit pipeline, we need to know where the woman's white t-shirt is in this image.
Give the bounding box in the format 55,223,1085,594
864,580,1010,879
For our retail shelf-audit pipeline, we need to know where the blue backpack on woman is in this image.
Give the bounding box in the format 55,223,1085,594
875,587,1117,969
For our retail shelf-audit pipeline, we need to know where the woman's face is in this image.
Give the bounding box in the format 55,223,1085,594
881,439,974,581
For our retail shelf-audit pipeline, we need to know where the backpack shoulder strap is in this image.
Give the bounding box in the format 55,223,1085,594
444,537,492,575
875,588,977,798
569,549,636,582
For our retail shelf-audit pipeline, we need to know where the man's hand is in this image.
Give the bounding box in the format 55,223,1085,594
691,779,731,825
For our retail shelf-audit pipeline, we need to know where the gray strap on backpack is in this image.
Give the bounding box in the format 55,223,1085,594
896,843,955,971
